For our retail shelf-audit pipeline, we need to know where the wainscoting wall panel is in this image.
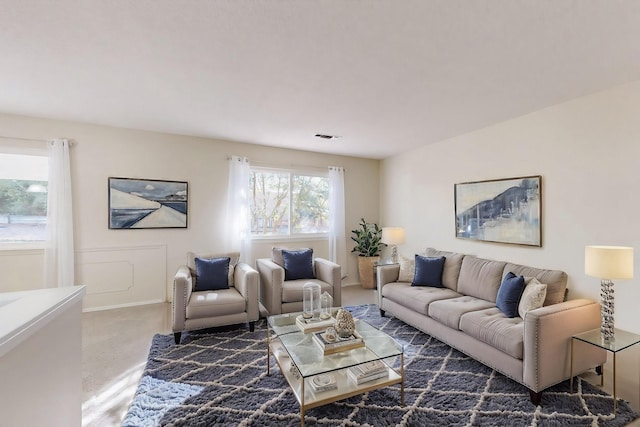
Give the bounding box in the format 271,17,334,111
0,248,45,292
77,244,167,311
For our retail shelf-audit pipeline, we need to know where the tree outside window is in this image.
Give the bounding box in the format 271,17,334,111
250,169,329,236
0,153,48,243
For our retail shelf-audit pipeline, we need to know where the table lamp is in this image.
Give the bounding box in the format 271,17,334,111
382,227,405,264
585,245,634,342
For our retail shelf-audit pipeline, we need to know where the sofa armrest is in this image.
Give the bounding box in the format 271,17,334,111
234,262,259,322
523,299,607,392
376,264,400,306
256,258,284,315
314,258,342,307
172,265,192,333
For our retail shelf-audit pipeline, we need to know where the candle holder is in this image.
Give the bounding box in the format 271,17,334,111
302,282,321,320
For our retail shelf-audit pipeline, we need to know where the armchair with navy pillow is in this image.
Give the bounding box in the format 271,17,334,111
172,251,259,344
256,247,341,315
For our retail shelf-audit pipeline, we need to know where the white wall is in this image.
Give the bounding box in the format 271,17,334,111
0,113,379,309
381,80,640,334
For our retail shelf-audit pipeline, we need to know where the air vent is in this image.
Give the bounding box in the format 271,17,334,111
315,134,341,140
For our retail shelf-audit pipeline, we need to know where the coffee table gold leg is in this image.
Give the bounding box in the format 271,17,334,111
401,352,405,406
301,379,305,427
267,328,271,376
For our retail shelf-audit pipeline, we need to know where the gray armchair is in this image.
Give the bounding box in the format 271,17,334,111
256,248,341,315
172,251,259,344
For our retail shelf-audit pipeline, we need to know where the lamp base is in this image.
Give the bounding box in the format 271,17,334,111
600,279,615,342
391,245,399,264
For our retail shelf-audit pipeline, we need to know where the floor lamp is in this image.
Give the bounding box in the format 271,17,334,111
585,245,634,342
382,227,405,264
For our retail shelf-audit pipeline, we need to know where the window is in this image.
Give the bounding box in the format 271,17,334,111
0,153,48,243
250,168,329,237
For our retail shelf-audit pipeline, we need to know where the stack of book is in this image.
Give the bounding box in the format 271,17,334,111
347,360,388,385
309,374,337,392
312,330,364,355
295,315,335,334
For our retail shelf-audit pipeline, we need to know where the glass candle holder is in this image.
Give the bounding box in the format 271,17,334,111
302,282,321,320
320,291,333,320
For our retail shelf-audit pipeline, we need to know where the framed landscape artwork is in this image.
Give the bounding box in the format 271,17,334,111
108,177,188,229
454,175,541,247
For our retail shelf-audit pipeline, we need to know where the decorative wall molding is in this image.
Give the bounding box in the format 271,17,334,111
76,244,167,310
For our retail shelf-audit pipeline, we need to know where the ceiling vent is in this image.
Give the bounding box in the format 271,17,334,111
315,134,341,140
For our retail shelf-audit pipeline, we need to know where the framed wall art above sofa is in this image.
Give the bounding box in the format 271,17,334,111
454,175,541,247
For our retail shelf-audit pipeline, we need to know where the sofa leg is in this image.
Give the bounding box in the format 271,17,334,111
379,309,385,317
596,365,603,376
249,321,255,332
529,390,542,406
174,332,182,344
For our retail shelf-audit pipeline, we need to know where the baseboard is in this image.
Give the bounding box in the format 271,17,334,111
82,299,166,312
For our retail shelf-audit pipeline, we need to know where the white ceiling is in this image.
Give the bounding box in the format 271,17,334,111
2,1,640,160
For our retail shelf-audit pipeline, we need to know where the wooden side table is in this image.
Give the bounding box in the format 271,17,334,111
570,328,640,415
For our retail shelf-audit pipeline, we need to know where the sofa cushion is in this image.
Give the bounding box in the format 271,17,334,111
281,278,333,303
398,255,415,282
518,278,547,319
457,256,506,303
502,262,567,306
460,307,525,359
425,248,465,291
194,257,231,291
412,255,445,287
381,282,460,316
282,248,315,280
186,288,246,319
188,251,238,287
496,272,526,318
428,296,495,330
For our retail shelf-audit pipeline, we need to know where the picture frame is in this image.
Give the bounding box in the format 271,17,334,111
108,177,188,229
454,175,541,247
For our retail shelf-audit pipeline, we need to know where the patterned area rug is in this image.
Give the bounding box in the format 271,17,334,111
123,304,638,426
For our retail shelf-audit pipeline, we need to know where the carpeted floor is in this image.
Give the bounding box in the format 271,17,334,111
123,304,638,426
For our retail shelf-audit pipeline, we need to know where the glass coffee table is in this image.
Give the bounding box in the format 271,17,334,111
267,310,404,427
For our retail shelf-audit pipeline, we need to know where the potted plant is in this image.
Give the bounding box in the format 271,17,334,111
351,218,385,289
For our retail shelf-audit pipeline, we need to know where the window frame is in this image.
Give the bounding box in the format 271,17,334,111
249,165,330,240
0,142,49,250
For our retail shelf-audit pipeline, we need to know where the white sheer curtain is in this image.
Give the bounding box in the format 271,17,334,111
328,166,347,278
224,156,251,262
43,139,75,287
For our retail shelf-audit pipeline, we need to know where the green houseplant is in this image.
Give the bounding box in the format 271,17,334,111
351,218,385,288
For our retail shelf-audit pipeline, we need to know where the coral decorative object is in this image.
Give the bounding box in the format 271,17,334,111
334,308,355,338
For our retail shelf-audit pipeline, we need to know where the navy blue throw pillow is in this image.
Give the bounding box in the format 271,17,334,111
412,255,446,287
194,257,230,291
496,271,526,318
282,248,315,280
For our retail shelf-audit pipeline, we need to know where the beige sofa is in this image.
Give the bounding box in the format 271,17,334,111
377,248,606,404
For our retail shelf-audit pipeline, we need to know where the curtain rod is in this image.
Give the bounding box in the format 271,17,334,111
228,156,345,172
0,135,76,146
0,135,49,143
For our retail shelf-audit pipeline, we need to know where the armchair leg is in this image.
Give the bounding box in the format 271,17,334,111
380,309,385,317
174,332,182,344
529,390,543,406
249,321,255,332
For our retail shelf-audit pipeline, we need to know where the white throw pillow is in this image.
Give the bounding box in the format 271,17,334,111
518,277,547,319
398,255,415,282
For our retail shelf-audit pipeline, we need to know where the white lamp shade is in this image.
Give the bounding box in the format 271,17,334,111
585,245,634,280
382,227,406,245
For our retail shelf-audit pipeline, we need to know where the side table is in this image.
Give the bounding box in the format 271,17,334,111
570,328,640,415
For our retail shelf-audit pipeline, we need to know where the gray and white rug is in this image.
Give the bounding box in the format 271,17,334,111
123,304,638,426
